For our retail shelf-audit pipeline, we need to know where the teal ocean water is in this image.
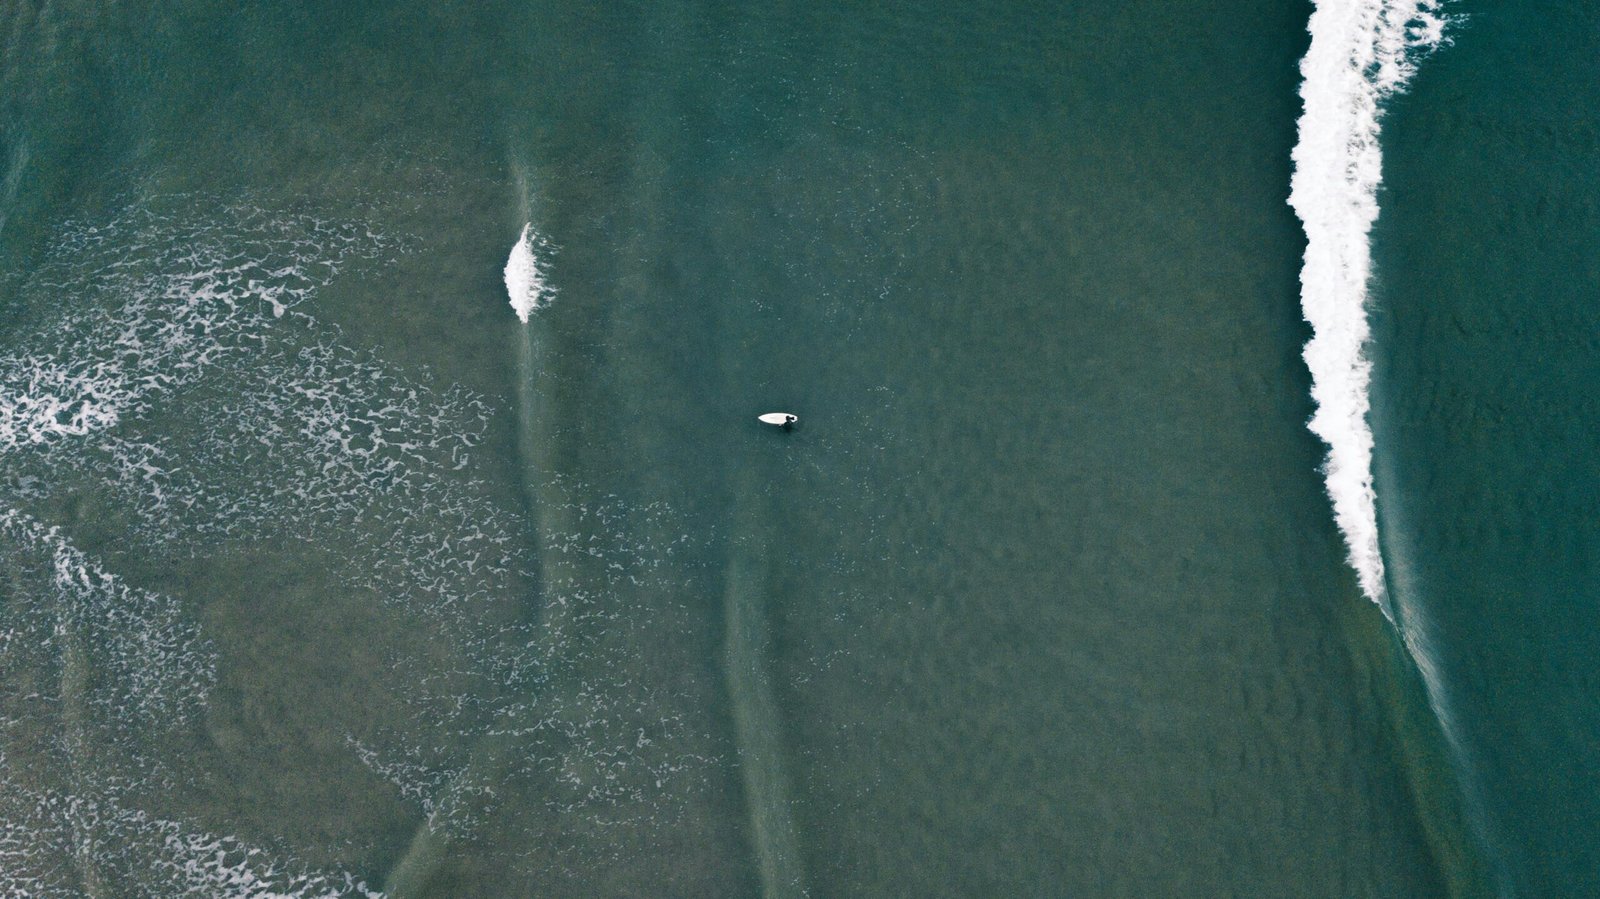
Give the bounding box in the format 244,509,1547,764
0,0,1583,895
1372,1,1600,893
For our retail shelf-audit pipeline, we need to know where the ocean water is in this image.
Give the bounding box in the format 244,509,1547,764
0,0,1582,895
1371,0,1600,893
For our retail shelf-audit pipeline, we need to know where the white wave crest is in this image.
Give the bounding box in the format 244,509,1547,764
1289,0,1449,609
503,223,555,323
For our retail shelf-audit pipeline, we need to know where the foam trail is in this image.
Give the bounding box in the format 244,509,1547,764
1289,0,1447,612
504,223,555,322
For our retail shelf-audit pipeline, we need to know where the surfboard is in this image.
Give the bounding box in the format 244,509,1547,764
758,412,797,426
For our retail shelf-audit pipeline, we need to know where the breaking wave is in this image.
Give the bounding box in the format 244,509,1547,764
1289,0,1448,611
504,223,556,323
1290,5,1514,889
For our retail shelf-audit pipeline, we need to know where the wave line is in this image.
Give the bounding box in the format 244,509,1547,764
1289,0,1447,612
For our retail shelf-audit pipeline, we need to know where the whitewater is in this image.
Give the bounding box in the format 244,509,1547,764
1289,0,1447,613
1290,3,1518,889
504,223,555,322
0,200,707,896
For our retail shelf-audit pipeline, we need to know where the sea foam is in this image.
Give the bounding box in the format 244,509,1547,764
1289,0,1448,610
0,200,718,889
504,223,555,323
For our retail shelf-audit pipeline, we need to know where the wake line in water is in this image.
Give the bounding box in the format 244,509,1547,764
1289,0,1447,612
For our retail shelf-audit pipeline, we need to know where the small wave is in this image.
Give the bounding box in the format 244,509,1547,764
503,223,555,323
1289,0,1449,610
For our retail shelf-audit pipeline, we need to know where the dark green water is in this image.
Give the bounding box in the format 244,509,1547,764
1373,1,1600,893
0,0,1546,895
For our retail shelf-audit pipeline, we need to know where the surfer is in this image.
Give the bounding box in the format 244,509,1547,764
758,412,798,430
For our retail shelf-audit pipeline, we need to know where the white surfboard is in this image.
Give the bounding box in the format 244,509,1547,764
758,412,797,427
